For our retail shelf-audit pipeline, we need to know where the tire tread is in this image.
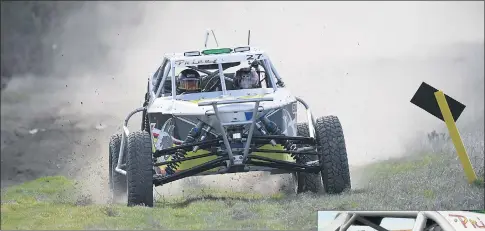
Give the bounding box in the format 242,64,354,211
127,131,154,207
315,116,351,194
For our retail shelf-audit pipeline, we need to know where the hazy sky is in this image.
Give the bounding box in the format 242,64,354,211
52,1,484,169
142,1,484,164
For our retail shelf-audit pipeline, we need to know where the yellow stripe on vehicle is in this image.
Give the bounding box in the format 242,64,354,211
237,94,265,99
189,94,266,104
152,137,158,153
189,99,203,104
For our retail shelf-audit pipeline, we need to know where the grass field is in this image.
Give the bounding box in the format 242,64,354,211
1,176,310,230
2,149,483,230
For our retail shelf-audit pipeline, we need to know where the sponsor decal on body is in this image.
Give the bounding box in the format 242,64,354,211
448,213,485,229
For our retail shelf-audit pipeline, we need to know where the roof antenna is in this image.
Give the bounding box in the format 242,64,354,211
204,30,209,48
247,30,251,46
211,30,219,47
204,29,219,48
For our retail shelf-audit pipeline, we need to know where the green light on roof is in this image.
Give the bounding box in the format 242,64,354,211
202,48,233,55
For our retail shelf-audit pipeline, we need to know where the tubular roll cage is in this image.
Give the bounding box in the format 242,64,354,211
152,47,285,99
329,211,458,231
114,47,320,187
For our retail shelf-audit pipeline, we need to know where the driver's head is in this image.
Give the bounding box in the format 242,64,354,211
235,67,259,89
177,69,201,93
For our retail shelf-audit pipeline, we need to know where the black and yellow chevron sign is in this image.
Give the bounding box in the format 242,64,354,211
410,81,477,184
410,82,466,122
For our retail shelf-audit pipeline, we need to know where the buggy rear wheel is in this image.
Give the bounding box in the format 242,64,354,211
315,116,351,194
295,123,323,193
126,131,154,207
109,133,127,202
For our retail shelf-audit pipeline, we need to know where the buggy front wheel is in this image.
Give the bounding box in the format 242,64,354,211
295,122,323,193
108,133,127,202
126,131,154,207
315,115,351,194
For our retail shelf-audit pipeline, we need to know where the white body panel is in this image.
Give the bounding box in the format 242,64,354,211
148,88,296,116
167,47,267,67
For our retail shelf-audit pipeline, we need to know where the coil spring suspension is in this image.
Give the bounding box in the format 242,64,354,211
164,121,204,175
141,83,150,132
143,112,149,133
285,140,302,161
260,117,299,160
165,149,187,175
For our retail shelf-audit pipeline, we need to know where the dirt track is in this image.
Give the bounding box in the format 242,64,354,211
1,1,484,209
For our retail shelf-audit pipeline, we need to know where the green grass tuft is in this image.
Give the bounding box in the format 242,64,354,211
365,153,439,177
423,189,436,199
472,177,484,187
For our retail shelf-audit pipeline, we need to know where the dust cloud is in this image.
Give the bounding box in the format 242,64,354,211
1,2,483,200
129,1,484,164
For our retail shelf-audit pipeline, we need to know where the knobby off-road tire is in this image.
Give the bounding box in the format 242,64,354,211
109,134,127,202
295,123,323,193
127,131,154,207
315,116,351,194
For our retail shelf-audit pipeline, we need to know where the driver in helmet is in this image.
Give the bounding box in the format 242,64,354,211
235,67,260,89
177,69,201,94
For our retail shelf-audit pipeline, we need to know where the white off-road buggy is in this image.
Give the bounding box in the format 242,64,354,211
108,30,351,207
